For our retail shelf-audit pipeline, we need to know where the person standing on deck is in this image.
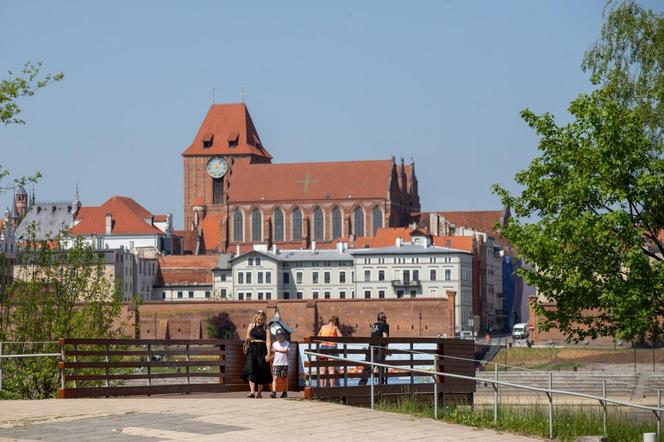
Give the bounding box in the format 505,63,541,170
358,312,389,386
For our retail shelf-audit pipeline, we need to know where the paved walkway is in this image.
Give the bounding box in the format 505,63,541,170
0,395,541,441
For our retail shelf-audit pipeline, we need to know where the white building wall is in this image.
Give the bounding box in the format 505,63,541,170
156,286,213,301
232,254,280,301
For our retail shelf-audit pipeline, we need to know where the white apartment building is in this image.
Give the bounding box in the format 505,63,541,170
230,248,354,301
212,254,233,299
225,237,472,332
350,235,473,332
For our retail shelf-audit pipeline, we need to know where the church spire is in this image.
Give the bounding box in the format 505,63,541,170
72,183,81,217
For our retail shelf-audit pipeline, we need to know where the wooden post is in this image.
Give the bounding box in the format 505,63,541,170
185,344,191,392
343,343,348,388
409,342,414,385
316,341,320,388
72,344,78,389
104,344,110,387
147,344,152,387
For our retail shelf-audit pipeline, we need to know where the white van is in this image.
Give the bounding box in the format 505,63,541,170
512,323,529,340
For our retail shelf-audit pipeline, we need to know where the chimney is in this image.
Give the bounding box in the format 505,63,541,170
105,213,112,235
311,240,316,252
272,243,278,254
395,237,402,248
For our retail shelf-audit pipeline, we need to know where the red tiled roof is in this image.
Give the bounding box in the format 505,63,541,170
159,254,219,269
371,227,413,247
153,214,168,222
0,219,5,231
361,228,475,252
436,210,503,235
432,236,474,252
182,103,272,159
70,196,163,236
158,255,219,286
199,214,223,252
434,210,511,250
227,158,393,203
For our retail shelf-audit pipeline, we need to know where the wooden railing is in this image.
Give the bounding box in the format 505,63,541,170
303,336,475,405
58,338,249,398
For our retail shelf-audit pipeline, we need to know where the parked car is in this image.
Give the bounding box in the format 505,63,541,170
458,330,474,340
512,323,529,340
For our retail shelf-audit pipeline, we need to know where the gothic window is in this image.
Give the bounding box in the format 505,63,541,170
372,206,383,235
233,209,243,242
353,206,365,237
251,209,262,242
292,207,302,241
332,207,342,239
273,208,284,242
313,207,324,241
212,177,223,204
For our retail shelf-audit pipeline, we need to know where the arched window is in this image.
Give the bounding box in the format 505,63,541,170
332,207,342,239
353,206,365,237
313,207,324,241
291,207,302,241
273,208,284,242
232,209,243,242
372,206,383,236
251,209,262,242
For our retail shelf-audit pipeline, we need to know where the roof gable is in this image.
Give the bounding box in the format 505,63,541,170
182,103,272,159
69,196,163,236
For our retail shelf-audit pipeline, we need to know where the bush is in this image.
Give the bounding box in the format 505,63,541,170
207,312,237,339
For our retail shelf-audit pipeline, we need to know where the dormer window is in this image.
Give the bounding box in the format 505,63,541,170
228,132,239,148
202,133,214,148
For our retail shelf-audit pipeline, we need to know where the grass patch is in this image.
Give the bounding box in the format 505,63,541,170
530,361,585,371
376,397,661,442
493,347,664,370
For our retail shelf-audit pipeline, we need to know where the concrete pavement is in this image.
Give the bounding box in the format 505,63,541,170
0,395,541,441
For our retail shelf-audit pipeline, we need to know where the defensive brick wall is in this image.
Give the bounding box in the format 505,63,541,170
122,297,456,341
527,296,617,345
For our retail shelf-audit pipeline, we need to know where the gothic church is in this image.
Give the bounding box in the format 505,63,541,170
182,103,420,253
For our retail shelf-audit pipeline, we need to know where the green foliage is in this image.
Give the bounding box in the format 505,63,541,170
206,312,238,339
0,61,63,125
583,1,664,137
377,398,661,442
0,233,124,399
493,2,664,342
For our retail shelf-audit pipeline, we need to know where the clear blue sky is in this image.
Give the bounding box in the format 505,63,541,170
1,1,660,229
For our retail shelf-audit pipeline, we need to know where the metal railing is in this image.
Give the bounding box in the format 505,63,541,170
0,341,60,391
304,345,663,440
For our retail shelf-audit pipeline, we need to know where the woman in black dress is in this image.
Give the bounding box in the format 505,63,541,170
242,310,273,398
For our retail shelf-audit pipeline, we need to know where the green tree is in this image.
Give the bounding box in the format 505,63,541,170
582,1,664,138
0,233,125,399
1,62,63,126
493,2,664,342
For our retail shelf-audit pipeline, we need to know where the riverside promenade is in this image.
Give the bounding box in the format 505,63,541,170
0,394,540,441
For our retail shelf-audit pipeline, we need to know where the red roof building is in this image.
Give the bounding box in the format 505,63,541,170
182,103,420,253
69,196,178,253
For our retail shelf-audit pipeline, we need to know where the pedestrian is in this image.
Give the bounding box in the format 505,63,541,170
270,328,290,398
317,315,342,387
358,312,389,386
241,310,272,398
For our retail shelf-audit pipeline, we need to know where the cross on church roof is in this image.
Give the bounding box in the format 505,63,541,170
295,169,319,194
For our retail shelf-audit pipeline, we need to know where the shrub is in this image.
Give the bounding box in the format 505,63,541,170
207,312,237,339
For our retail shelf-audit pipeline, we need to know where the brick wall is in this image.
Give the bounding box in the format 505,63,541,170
127,297,455,341
527,296,616,345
